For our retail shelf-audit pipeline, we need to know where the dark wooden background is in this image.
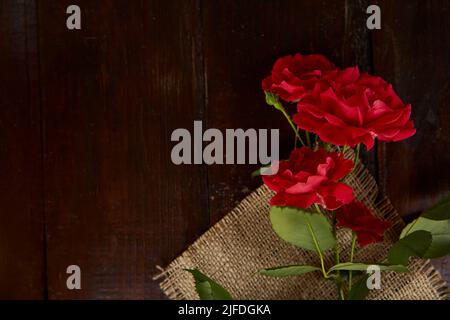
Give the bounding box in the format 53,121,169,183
0,0,448,299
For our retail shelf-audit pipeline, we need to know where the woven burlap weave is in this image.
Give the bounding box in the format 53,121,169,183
156,158,449,300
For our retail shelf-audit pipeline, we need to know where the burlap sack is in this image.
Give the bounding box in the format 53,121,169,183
156,157,449,300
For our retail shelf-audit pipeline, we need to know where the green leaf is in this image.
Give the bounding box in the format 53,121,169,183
185,269,233,300
251,164,272,177
388,230,432,265
269,206,336,252
329,262,408,273
347,275,370,300
422,195,450,220
251,168,261,177
401,218,450,259
259,265,321,277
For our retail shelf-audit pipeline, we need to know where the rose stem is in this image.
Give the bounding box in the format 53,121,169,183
278,107,306,147
305,131,311,147
306,221,329,279
332,210,344,300
348,232,357,292
314,204,344,300
265,92,306,147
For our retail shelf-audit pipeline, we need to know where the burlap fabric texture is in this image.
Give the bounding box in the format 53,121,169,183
156,156,449,300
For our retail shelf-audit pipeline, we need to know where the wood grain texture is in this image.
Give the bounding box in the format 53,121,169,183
39,0,208,299
372,0,450,284
0,0,448,298
373,1,450,218
0,0,44,299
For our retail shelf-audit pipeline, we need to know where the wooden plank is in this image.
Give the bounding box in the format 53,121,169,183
372,1,450,218
39,0,208,298
202,0,372,223
0,0,44,299
372,0,450,283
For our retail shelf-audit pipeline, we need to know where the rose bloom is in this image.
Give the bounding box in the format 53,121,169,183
336,200,391,247
263,147,354,210
293,67,416,150
262,53,338,102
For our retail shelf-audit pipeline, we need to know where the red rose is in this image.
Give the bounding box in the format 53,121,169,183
336,200,391,247
262,54,338,102
262,147,354,210
293,68,416,150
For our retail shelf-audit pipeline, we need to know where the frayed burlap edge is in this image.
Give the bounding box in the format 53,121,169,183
155,153,449,300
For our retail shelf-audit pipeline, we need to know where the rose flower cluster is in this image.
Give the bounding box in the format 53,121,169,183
186,53,448,301
262,53,416,247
